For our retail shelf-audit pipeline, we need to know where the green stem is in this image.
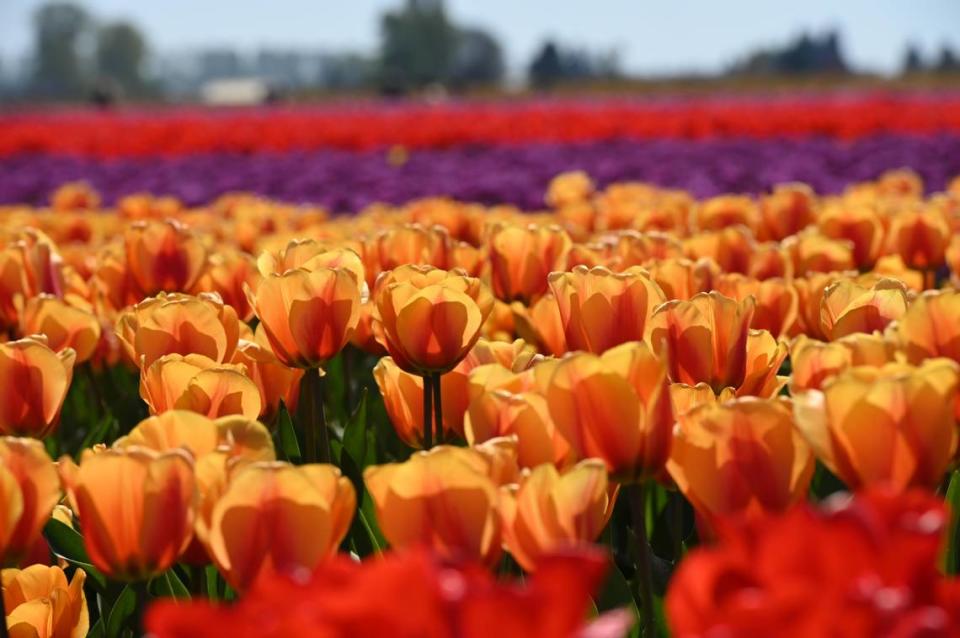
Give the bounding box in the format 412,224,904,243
432,372,444,445
190,565,207,598
315,373,330,464
422,374,433,449
629,482,656,638
298,371,318,464
133,580,150,635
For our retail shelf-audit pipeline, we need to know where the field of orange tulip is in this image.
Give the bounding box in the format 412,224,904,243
0,167,959,637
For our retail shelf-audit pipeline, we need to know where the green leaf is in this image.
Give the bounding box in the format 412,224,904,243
152,569,191,601
87,618,105,638
43,519,107,590
944,470,960,574
276,405,301,462
341,388,369,467
205,565,221,602
105,585,136,638
595,563,640,638
80,414,119,453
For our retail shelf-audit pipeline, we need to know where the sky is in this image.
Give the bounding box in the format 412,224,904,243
1,0,959,76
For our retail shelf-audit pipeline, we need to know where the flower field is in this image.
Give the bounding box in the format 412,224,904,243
1,93,960,637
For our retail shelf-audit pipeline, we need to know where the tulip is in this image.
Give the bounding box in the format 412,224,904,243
256,239,365,286
783,231,855,275
820,278,908,340
18,295,101,363
0,337,75,438
758,182,818,241
206,462,355,592
789,332,896,393
649,292,754,394
793,359,960,490
349,300,388,356
192,247,260,321
789,271,850,339
2,565,88,638
374,265,494,448
603,231,684,269
691,195,758,233
886,207,950,273
746,242,793,280
115,292,241,368
548,265,665,354
500,459,614,572
545,171,595,209
0,438,60,567
817,202,885,268
683,226,755,275
895,289,960,365
370,224,451,277
58,446,196,581
230,331,303,425
714,274,798,337
373,356,464,447
511,292,568,357
364,446,502,566
546,341,673,481
643,257,718,301
246,267,361,369
51,180,100,211
667,397,814,527
123,219,207,295
140,354,262,419
736,330,789,398
669,383,737,417
486,223,571,304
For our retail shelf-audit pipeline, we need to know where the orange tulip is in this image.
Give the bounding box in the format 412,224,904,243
548,265,665,354
370,224,451,277
714,274,798,338
793,359,960,491
789,271,851,339
599,230,684,270
546,341,673,480
500,459,614,572
736,330,789,398
349,300,389,356
511,292,568,356
58,446,196,581
256,239,365,285
649,292,754,393
50,180,100,211
758,182,818,241
669,384,737,418
206,462,355,592
486,223,571,303
872,254,925,292
746,242,793,280
2,565,88,638
373,357,463,447
818,202,885,269
231,330,303,424
116,292,241,368
0,438,60,566
191,247,261,321
373,265,493,374
247,266,361,369
691,195,758,233
820,278,908,340
895,289,960,364
783,231,856,275
789,332,896,393
683,226,755,275
667,397,814,527
643,258,718,301
364,446,503,566
123,219,207,295
545,171,595,209
18,295,100,363
140,354,262,419
0,337,75,438
886,207,950,271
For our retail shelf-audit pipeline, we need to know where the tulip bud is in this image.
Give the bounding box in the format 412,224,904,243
364,446,502,566
820,278,908,340
667,397,814,527
140,353,262,419
246,266,362,369
206,462,355,592
500,459,614,571
894,289,960,365
123,219,207,295
0,337,75,438
0,438,60,566
487,223,571,304
18,294,101,363
793,359,960,490
59,446,197,581
548,265,665,354
546,341,673,481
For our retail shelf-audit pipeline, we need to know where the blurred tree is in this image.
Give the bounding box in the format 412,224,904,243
903,44,925,73
96,21,148,97
30,2,91,100
731,30,848,75
379,0,457,92
529,42,563,89
936,45,960,72
449,28,504,89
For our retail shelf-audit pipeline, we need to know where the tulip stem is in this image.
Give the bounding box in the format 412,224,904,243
432,372,443,445
298,370,330,464
422,374,433,449
629,482,657,638
315,372,331,464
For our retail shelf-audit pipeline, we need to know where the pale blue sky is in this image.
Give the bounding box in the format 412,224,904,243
1,0,958,75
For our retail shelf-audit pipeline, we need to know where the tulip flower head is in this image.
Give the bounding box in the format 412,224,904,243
0,336,76,438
